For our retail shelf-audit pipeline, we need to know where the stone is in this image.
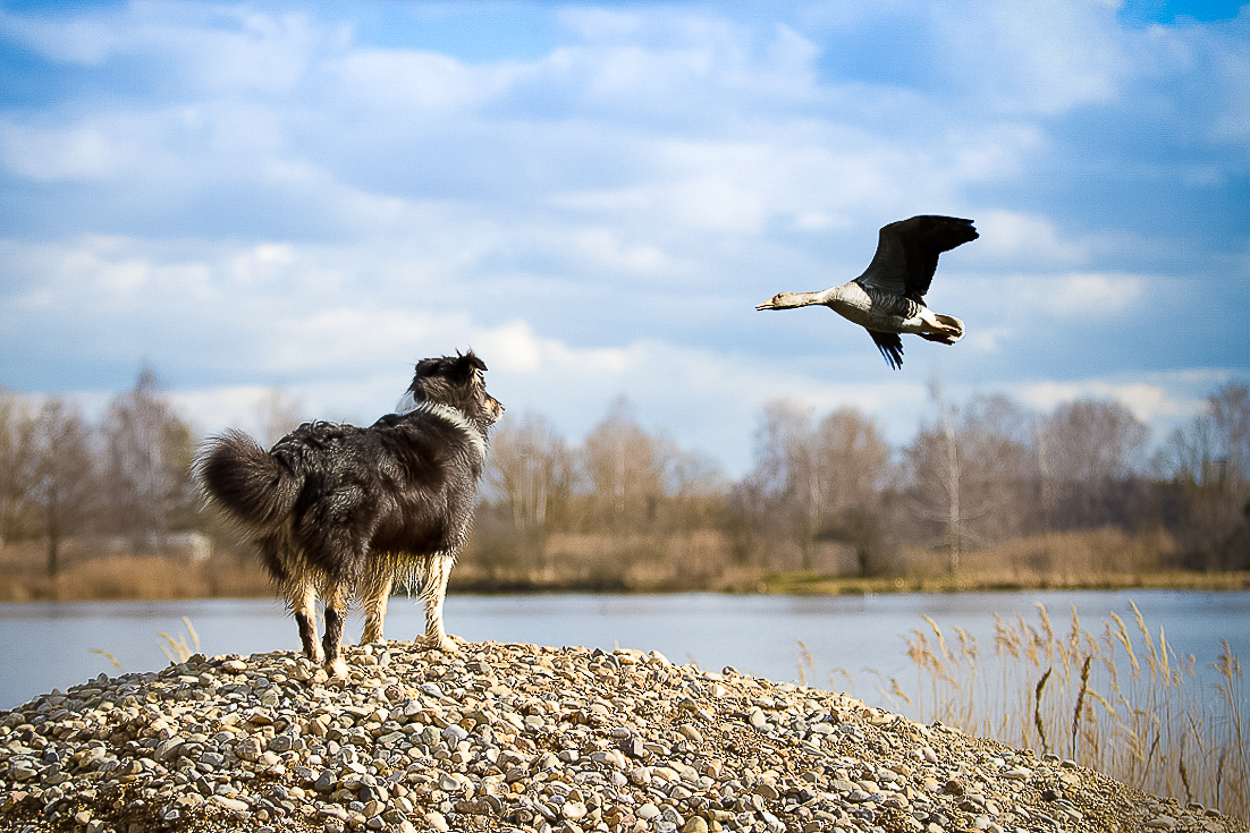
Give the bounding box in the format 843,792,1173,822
212,795,250,813
0,642,1240,833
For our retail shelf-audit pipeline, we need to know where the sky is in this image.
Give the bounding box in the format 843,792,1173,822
1,0,1248,477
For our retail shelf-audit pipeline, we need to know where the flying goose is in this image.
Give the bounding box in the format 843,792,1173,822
755,215,978,369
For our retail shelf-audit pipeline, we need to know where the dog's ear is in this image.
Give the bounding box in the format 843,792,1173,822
454,350,487,375
415,353,486,381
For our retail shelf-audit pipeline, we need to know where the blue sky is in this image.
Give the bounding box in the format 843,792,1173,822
1,0,1247,476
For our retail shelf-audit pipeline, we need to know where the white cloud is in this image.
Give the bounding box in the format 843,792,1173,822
6,3,326,92
1129,9,1250,148
551,8,819,108
2,0,1247,481
0,123,115,181
935,0,1127,114
569,228,678,275
0,9,116,64
1015,377,1206,427
1052,273,1145,314
967,271,1145,322
972,211,1087,264
328,48,520,114
172,385,292,439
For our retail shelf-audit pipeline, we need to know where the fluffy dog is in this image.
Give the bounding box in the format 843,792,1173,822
196,352,503,676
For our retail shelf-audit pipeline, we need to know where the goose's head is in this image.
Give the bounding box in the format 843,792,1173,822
755,291,811,311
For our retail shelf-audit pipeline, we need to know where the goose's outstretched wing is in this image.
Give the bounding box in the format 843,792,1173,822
857,215,978,301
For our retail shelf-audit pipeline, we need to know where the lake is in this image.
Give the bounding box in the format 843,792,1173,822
2,589,1247,717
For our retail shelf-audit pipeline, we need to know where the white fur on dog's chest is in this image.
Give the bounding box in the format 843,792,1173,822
395,395,487,459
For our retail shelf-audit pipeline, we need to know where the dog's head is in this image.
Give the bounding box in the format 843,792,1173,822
398,351,504,431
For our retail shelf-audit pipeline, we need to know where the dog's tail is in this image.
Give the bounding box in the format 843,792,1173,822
196,430,300,534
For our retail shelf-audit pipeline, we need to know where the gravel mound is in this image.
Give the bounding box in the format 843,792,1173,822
1,641,1244,833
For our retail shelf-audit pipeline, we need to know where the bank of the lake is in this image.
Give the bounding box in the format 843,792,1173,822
2,641,1245,833
752,569,1250,596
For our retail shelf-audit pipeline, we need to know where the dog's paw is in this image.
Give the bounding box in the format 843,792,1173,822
418,633,461,654
326,656,349,679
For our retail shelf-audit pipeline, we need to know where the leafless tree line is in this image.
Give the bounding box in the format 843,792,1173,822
0,367,201,578
1,369,1247,586
482,381,1250,577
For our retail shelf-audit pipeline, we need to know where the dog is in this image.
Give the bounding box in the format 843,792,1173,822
196,352,503,677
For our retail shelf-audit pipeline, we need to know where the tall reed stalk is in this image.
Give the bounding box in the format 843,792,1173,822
888,602,1248,821
156,616,201,663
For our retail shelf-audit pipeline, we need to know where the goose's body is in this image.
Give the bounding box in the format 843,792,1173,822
756,215,978,369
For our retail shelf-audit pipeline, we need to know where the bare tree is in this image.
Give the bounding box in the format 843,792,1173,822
905,389,1036,573
1156,382,1250,570
1208,382,1250,486
1039,399,1147,484
904,378,968,573
812,407,891,573
742,399,888,572
1037,399,1147,529
747,399,813,500
1154,415,1219,486
660,441,727,528
0,390,38,544
740,399,821,568
99,366,197,552
580,398,667,529
31,398,96,577
487,411,577,533
962,395,1037,541
816,409,886,492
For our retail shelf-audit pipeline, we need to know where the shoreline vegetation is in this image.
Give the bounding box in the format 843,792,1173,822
4,379,1250,604
895,601,1249,824
1,529,1248,603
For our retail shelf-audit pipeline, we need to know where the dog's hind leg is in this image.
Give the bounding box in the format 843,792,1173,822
321,580,350,679
418,552,458,653
360,561,393,646
288,580,324,664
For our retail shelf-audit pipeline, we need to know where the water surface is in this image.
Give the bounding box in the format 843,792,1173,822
2,590,1246,716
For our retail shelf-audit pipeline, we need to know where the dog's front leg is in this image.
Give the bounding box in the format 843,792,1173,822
289,580,324,665
418,553,458,653
321,581,350,678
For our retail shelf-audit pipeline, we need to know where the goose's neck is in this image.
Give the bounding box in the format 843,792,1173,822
789,286,847,307
814,284,860,309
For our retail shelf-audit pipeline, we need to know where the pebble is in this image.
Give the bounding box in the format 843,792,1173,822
0,642,1244,833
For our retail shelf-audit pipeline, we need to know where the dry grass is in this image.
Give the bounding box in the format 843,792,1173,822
883,602,1248,821
758,568,1250,596
4,528,1247,599
455,530,751,592
760,530,1248,595
158,616,202,663
0,544,272,602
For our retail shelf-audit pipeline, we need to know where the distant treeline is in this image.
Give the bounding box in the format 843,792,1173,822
1,368,1248,599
